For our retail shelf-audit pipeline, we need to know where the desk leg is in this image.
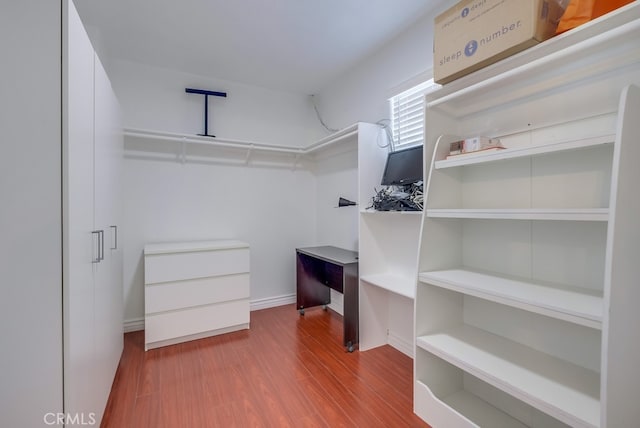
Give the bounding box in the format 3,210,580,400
343,263,359,352
296,252,330,315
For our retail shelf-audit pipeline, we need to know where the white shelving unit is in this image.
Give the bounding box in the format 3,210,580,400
417,325,600,428
311,122,375,315
414,4,640,428
124,127,311,169
434,135,614,169
357,127,421,357
124,123,361,168
305,123,359,154
418,270,602,329
426,208,609,222
360,272,415,300
359,210,420,357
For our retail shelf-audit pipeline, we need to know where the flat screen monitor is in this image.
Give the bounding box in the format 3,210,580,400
381,145,423,186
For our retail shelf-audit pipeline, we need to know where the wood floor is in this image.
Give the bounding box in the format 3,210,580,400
101,304,429,427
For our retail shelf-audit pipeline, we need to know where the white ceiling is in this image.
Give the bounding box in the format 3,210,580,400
74,0,446,94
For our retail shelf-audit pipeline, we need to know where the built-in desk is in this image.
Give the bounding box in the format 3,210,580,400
295,246,358,352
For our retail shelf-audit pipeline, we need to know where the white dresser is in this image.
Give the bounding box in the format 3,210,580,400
144,240,250,350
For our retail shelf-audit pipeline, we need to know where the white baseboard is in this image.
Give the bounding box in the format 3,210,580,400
250,293,296,311
123,294,297,333
123,317,145,333
388,330,414,358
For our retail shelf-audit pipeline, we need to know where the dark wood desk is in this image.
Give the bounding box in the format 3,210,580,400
296,246,359,352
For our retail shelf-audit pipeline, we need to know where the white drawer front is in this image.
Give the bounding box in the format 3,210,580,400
145,247,249,284
145,274,250,314
145,299,250,345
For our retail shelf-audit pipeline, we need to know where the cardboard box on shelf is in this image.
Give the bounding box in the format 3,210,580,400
434,0,565,85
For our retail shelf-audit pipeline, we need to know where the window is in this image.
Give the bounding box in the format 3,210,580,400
389,79,434,150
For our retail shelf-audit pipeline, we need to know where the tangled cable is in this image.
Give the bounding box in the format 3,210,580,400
368,182,423,212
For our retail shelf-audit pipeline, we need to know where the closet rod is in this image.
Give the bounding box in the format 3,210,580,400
125,129,302,155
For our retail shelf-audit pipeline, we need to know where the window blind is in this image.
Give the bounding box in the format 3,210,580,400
390,80,433,150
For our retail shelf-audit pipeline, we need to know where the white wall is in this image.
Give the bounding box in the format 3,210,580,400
103,0,458,327
111,61,334,326
108,59,327,146
314,0,457,129
313,145,359,252
122,155,316,325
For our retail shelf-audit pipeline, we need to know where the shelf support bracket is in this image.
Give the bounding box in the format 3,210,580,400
185,87,227,138
292,149,303,171
245,144,254,165
180,137,186,164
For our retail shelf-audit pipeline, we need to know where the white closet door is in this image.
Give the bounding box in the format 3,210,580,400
93,53,123,420
63,0,99,421
1,1,63,426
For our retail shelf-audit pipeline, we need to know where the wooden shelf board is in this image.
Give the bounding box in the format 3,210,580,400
419,269,602,329
425,208,609,222
417,325,600,428
360,273,415,299
435,135,615,169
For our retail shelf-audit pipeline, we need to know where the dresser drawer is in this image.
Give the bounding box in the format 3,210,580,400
145,299,250,346
145,273,250,314
145,247,249,284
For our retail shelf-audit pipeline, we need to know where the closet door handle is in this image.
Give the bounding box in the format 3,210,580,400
99,230,105,261
92,230,102,263
110,225,118,250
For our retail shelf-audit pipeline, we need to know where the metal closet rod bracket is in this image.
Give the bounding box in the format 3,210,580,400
185,87,227,138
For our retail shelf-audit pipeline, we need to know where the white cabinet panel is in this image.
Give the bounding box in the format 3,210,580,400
63,1,123,425
145,300,250,347
144,240,251,350
145,247,249,284
1,1,64,426
63,0,101,421
92,53,124,420
3,2,122,426
145,274,250,314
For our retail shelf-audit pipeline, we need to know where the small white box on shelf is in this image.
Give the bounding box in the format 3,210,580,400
463,136,502,152
447,136,504,158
